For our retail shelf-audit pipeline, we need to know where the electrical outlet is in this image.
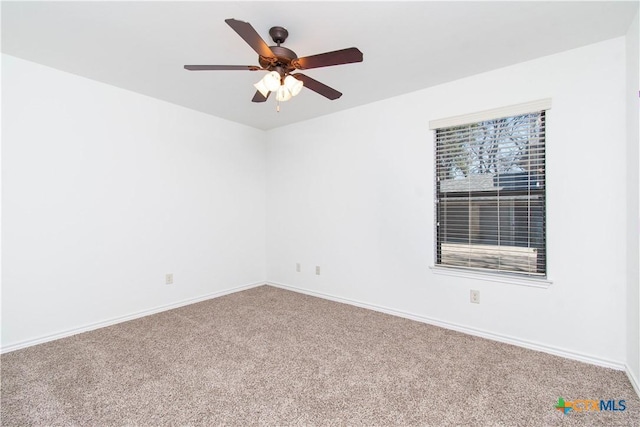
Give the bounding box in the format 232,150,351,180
296,263,301,272
315,266,320,275
166,273,173,285
470,290,480,304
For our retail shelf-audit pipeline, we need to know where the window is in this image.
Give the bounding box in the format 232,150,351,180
431,101,548,278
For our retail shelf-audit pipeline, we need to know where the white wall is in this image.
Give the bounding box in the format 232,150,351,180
627,11,640,387
267,38,628,366
1,55,266,349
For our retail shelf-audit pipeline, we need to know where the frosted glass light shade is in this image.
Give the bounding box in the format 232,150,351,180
284,75,303,97
276,85,292,102
253,79,269,97
263,71,281,92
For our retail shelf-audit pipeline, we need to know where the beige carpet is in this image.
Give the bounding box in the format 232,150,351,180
1,285,638,426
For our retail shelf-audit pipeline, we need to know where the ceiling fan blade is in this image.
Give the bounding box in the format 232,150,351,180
184,65,261,71
225,18,275,58
293,74,342,100
293,47,363,70
252,90,270,103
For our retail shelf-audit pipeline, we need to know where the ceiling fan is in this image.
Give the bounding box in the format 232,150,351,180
184,19,363,106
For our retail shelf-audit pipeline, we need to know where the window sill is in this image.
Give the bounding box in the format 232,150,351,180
429,265,552,288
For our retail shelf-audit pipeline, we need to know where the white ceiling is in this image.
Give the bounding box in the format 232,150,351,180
2,1,637,130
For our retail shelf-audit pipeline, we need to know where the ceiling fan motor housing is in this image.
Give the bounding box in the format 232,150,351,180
259,45,298,75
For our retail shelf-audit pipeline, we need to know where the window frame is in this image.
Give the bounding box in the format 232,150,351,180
429,100,551,282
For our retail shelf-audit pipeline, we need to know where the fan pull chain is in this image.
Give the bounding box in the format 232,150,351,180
276,100,280,113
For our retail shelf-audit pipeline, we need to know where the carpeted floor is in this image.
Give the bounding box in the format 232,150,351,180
1,285,638,426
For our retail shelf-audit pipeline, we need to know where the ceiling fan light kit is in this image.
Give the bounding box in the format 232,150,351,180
184,18,363,111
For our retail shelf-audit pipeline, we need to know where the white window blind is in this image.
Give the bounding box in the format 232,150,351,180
433,106,547,277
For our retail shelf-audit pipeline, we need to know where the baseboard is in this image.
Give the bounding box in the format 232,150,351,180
1,281,266,354
626,365,640,398
267,281,626,372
